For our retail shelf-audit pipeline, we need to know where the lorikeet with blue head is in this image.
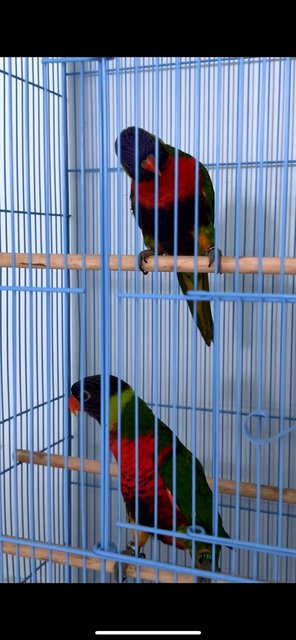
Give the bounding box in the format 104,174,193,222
69,375,230,581
115,126,222,346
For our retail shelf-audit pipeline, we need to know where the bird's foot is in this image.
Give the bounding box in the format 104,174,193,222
197,551,213,584
138,249,155,275
205,246,222,273
114,540,146,583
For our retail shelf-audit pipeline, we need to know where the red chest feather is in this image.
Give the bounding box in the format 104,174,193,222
131,155,201,210
109,432,169,499
109,431,189,544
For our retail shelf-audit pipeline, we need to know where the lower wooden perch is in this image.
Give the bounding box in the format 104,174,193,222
1,536,257,583
16,449,296,505
1,536,193,583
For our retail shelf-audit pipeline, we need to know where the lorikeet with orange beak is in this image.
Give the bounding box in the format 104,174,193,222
69,375,230,581
115,126,222,346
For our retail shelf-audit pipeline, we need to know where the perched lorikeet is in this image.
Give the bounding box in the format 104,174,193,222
69,375,230,581
115,126,222,346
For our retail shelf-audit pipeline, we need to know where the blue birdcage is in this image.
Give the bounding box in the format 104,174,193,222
0,56,296,584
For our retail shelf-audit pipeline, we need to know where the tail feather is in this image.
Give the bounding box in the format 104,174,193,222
177,272,213,346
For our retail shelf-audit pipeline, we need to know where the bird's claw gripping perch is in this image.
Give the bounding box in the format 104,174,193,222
138,249,155,275
114,540,146,583
205,246,222,273
197,551,215,584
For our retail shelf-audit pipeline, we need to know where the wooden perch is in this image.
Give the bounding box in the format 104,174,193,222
2,536,193,583
1,252,296,274
16,449,118,478
1,535,261,583
16,449,296,505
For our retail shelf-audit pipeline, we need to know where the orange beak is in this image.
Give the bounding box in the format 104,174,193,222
68,395,81,416
141,154,161,176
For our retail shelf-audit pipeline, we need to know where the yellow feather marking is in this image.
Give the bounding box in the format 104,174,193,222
181,272,194,292
143,235,154,250
189,230,212,254
109,387,134,430
128,514,151,549
198,234,211,254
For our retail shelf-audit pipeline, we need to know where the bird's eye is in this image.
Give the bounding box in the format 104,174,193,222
83,390,90,402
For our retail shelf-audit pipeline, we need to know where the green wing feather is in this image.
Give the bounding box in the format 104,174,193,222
159,435,230,563
136,399,228,544
177,271,213,346
160,436,228,536
123,396,229,565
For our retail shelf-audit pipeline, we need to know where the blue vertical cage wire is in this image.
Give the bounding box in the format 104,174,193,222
0,56,296,583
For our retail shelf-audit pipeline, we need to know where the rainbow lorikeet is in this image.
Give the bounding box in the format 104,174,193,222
115,126,222,346
69,375,230,581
